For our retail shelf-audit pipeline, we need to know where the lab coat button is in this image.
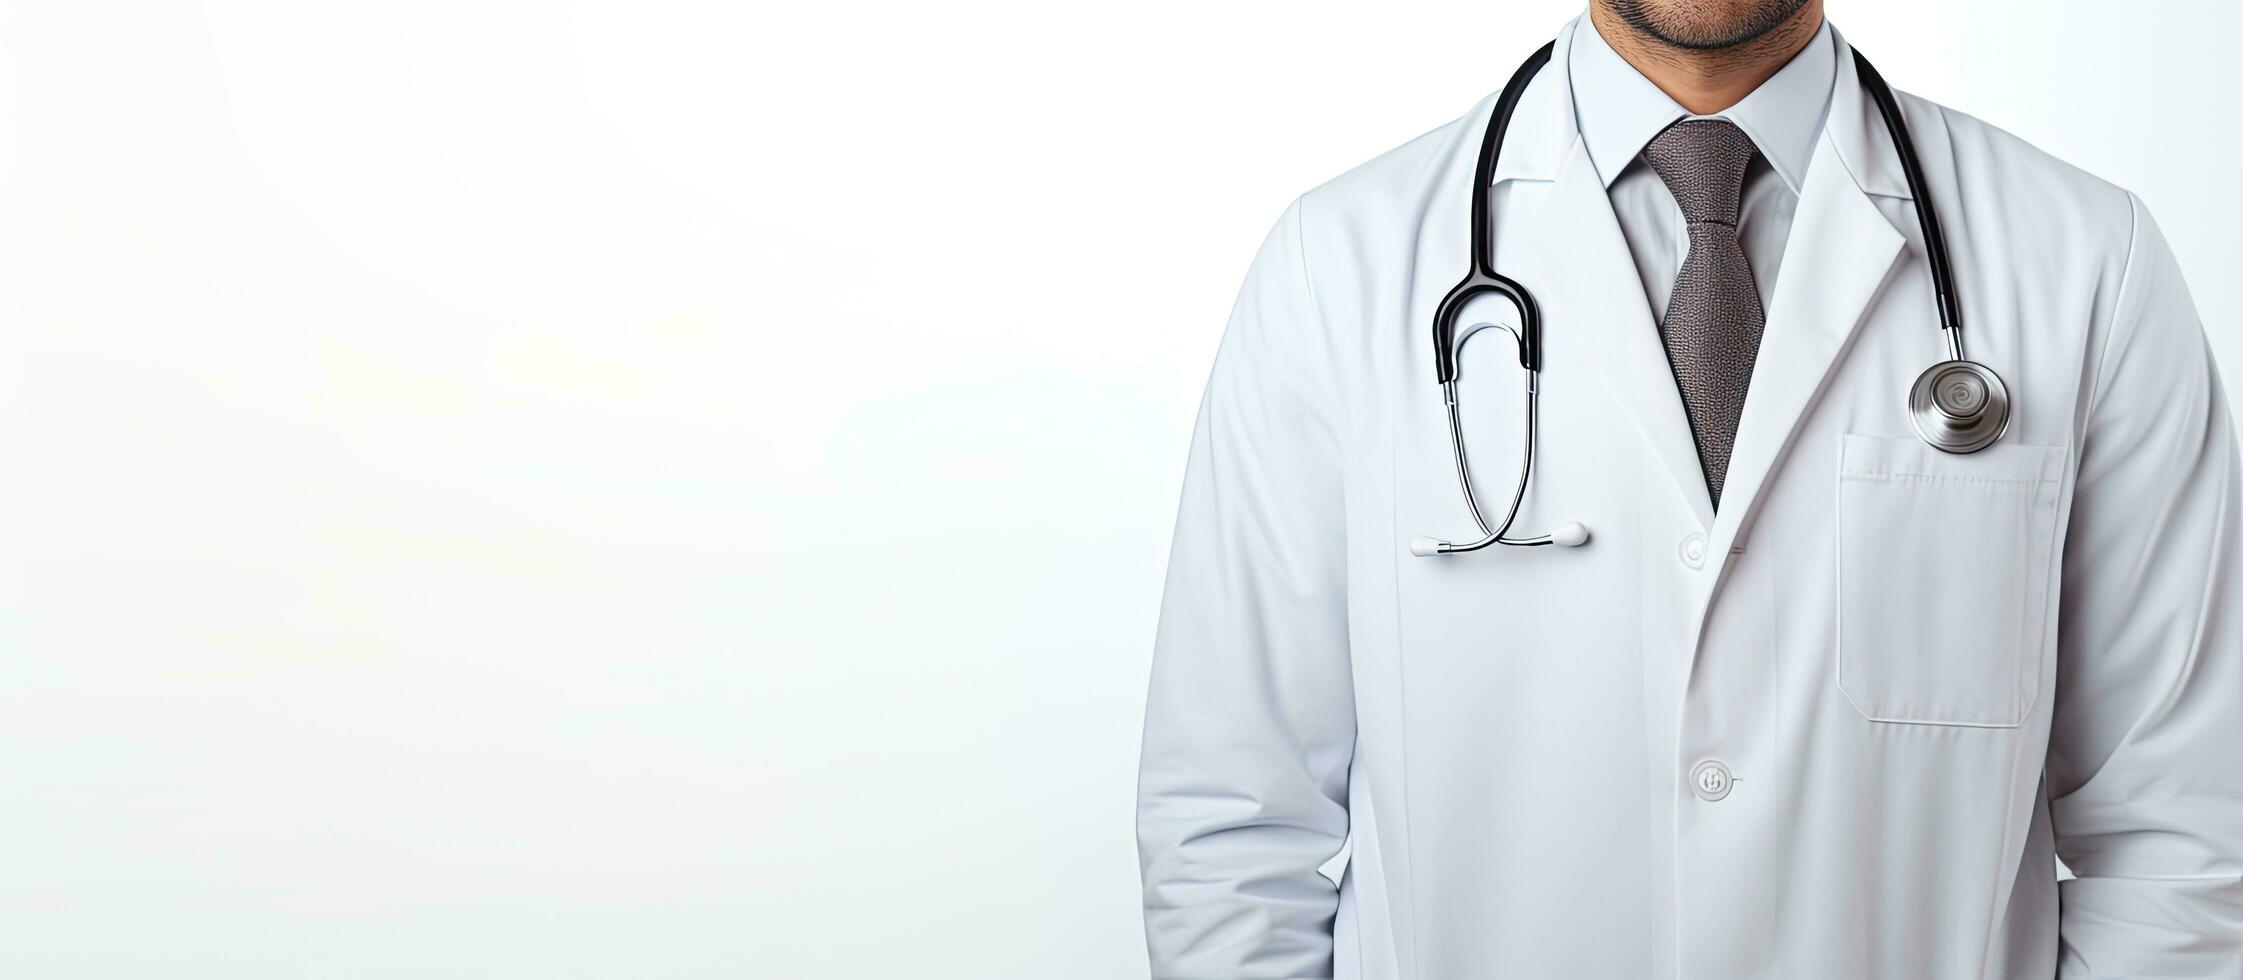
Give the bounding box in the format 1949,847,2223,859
1690,759,1733,801
1678,532,1707,569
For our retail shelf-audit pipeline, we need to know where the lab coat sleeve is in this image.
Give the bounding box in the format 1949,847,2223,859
2049,194,2243,977
1137,196,1355,980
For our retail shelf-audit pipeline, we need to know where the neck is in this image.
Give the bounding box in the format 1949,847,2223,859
1588,1,1824,114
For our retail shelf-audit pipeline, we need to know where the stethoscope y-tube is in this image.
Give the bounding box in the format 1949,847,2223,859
1411,43,2010,559
1410,43,1579,558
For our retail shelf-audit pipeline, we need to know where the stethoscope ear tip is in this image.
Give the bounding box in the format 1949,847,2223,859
1409,536,1446,558
1550,522,1589,547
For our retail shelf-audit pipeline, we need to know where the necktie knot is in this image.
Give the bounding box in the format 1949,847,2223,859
1640,118,1759,227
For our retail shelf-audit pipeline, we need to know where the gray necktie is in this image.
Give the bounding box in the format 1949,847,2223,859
1640,118,1764,509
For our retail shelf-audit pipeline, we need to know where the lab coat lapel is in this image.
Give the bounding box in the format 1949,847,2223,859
1515,141,1716,529
1700,60,1905,581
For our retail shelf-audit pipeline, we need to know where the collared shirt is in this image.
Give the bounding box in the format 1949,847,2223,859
1568,14,1837,325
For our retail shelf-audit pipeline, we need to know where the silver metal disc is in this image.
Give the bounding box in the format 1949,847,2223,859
1907,360,2010,454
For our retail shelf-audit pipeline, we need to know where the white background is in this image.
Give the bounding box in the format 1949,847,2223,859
0,1,2236,976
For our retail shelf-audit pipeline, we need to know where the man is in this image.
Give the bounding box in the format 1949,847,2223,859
1137,1,2243,977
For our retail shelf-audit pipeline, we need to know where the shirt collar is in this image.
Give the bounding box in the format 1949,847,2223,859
1566,10,1836,194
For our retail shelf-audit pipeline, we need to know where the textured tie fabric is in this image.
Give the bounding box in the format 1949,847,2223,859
1640,118,1765,509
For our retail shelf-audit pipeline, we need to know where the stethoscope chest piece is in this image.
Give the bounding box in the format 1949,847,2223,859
1908,359,2010,454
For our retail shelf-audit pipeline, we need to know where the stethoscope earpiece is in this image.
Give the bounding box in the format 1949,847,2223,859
1411,521,1589,557
1908,359,2010,454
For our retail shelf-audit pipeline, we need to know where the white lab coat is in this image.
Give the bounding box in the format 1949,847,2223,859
1137,19,2243,980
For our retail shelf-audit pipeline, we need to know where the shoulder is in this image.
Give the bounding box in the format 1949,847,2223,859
1892,88,2138,256
1892,90,2201,421
1287,94,1493,251
1309,102,1485,201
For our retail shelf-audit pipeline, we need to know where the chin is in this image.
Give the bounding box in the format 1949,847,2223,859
1607,0,1813,50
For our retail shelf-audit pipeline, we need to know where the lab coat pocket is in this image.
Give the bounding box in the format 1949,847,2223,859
1835,433,2065,727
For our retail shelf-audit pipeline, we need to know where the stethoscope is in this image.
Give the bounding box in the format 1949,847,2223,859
1410,43,2010,558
